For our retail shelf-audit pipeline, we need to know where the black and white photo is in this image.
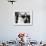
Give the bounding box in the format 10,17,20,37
15,11,32,26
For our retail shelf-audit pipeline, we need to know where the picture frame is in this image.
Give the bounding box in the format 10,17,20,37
14,10,33,26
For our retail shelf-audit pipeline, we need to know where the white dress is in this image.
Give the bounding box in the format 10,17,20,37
18,16,24,24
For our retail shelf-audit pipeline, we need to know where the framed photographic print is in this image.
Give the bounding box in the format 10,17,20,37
15,11,33,26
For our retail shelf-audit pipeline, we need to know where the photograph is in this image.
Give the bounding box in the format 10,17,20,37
15,11,32,26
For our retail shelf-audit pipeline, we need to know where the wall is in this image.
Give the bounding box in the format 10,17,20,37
0,0,46,41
